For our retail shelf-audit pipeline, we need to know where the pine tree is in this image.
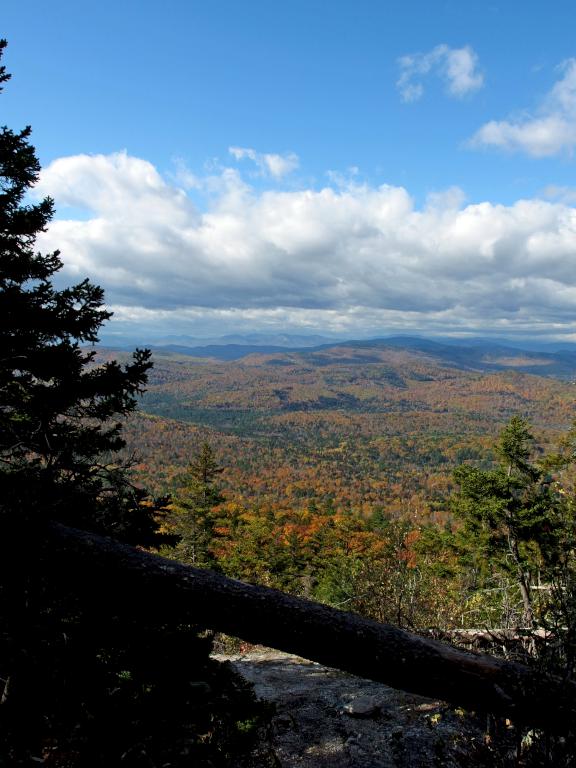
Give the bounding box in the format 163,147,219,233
0,39,155,543
0,42,265,766
453,417,560,627
170,443,224,566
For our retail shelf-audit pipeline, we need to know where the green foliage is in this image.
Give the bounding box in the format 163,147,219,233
169,443,224,567
452,418,556,626
496,416,539,479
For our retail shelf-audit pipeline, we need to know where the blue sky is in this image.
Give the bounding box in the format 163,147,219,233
4,1,576,341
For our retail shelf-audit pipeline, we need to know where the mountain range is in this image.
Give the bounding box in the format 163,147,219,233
123,335,576,379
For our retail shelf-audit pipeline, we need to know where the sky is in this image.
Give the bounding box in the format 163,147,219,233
4,0,576,343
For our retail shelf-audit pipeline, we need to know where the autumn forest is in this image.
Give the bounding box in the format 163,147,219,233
113,341,576,634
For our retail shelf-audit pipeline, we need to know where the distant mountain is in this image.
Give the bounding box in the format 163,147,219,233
99,332,338,349
96,334,576,379
150,343,299,361
393,335,576,354
212,333,337,347
296,336,576,378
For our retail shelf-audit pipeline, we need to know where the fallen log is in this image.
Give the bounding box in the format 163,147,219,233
28,522,576,732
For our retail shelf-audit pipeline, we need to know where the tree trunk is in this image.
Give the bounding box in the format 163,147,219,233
508,529,535,628
23,522,576,733
517,570,535,628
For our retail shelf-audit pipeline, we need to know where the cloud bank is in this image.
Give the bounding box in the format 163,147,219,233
397,44,484,103
35,151,576,338
470,59,576,157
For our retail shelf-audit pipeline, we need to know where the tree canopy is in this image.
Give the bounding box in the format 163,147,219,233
168,442,225,566
453,416,570,628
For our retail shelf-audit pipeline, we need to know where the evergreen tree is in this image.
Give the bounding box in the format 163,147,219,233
453,417,561,627
0,38,155,543
0,43,265,766
170,443,224,566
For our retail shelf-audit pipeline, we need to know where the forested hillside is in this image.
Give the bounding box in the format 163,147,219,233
112,347,576,650
120,345,575,516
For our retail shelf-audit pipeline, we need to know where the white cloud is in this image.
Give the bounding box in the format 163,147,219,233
35,151,576,338
470,59,576,157
35,151,196,225
397,44,484,102
170,157,202,190
229,146,299,178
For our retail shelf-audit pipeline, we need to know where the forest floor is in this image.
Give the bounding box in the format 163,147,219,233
213,648,503,768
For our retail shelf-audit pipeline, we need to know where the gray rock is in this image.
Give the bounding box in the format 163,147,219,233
342,695,381,717
213,649,489,768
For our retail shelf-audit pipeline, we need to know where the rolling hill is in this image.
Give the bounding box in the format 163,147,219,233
108,337,576,521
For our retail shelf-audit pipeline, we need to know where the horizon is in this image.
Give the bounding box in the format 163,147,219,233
96,329,576,354
4,1,576,342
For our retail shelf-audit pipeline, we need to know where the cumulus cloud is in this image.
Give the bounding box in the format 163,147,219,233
34,151,576,338
229,146,299,178
470,59,576,157
397,44,484,102
36,150,197,224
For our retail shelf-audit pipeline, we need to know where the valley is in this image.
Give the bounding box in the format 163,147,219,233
120,337,576,520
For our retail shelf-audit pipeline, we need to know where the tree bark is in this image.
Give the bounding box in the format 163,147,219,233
29,522,576,733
